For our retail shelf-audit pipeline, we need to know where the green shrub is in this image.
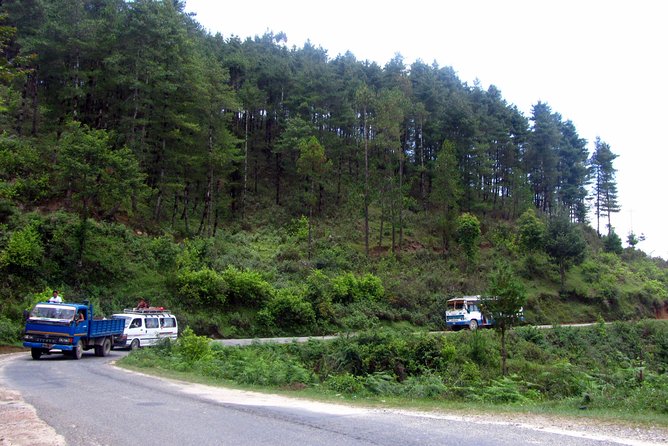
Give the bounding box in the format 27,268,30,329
222,265,274,307
0,224,44,270
401,373,448,398
174,327,212,363
324,372,365,394
480,375,539,403
331,272,384,304
0,316,21,344
260,290,316,333
175,268,227,308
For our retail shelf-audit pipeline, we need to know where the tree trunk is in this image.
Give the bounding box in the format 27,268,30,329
308,179,314,260
501,327,508,376
242,110,249,219
398,149,404,250
198,127,215,236
153,166,164,221
275,152,281,205
363,105,370,257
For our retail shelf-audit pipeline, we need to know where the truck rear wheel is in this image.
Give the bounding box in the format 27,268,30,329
99,337,111,357
30,348,42,360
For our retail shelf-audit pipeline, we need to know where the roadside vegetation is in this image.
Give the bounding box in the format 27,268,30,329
119,320,668,424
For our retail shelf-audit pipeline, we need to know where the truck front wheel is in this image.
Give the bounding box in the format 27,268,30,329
469,319,478,330
31,348,42,360
71,340,83,360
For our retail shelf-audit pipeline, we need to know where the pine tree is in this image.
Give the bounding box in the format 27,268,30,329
590,137,620,236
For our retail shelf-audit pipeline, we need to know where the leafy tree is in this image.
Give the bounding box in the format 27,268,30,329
544,214,587,289
456,212,481,268
482,262,527,375
56,121,146,219
516,208,545,253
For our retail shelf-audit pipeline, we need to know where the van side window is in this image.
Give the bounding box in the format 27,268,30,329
129,318,142,328
161,318,175,328
146,318,159,329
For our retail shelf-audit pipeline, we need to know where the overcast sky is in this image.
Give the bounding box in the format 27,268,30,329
185,0,668,258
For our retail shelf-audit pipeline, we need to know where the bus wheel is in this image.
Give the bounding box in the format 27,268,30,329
469,319,478,330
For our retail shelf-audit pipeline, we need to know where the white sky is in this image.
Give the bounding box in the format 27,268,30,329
185,0,668,259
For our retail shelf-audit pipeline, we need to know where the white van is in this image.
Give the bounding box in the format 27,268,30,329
112,308,178,349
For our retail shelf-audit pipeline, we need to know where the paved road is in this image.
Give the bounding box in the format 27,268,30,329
0,349,657,446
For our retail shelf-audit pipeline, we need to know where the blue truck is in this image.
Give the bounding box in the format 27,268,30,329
23,301,124,360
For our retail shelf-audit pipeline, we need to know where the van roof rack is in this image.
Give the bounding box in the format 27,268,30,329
122,307,170,314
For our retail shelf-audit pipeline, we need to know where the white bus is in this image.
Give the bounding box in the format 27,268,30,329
445,296,493,330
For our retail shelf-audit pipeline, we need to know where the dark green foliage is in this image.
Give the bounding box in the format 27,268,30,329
602,229,623,254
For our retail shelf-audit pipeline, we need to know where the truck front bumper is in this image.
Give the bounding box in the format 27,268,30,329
23,341,73,351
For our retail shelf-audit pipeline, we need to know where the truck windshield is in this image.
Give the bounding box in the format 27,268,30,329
30,304,76,321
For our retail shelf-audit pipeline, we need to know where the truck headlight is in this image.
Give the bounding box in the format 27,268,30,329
24,334,35,341
57,337,72,344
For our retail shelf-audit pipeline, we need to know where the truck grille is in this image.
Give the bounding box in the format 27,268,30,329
24,333,72,344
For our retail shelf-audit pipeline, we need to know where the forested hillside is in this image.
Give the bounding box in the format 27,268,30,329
1,0,666,342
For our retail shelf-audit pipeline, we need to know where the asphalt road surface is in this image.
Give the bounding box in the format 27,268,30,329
0,349,663,446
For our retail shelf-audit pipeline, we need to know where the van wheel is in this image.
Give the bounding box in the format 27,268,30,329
469,319,478,330
130,339,140,350
31,348,42,360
